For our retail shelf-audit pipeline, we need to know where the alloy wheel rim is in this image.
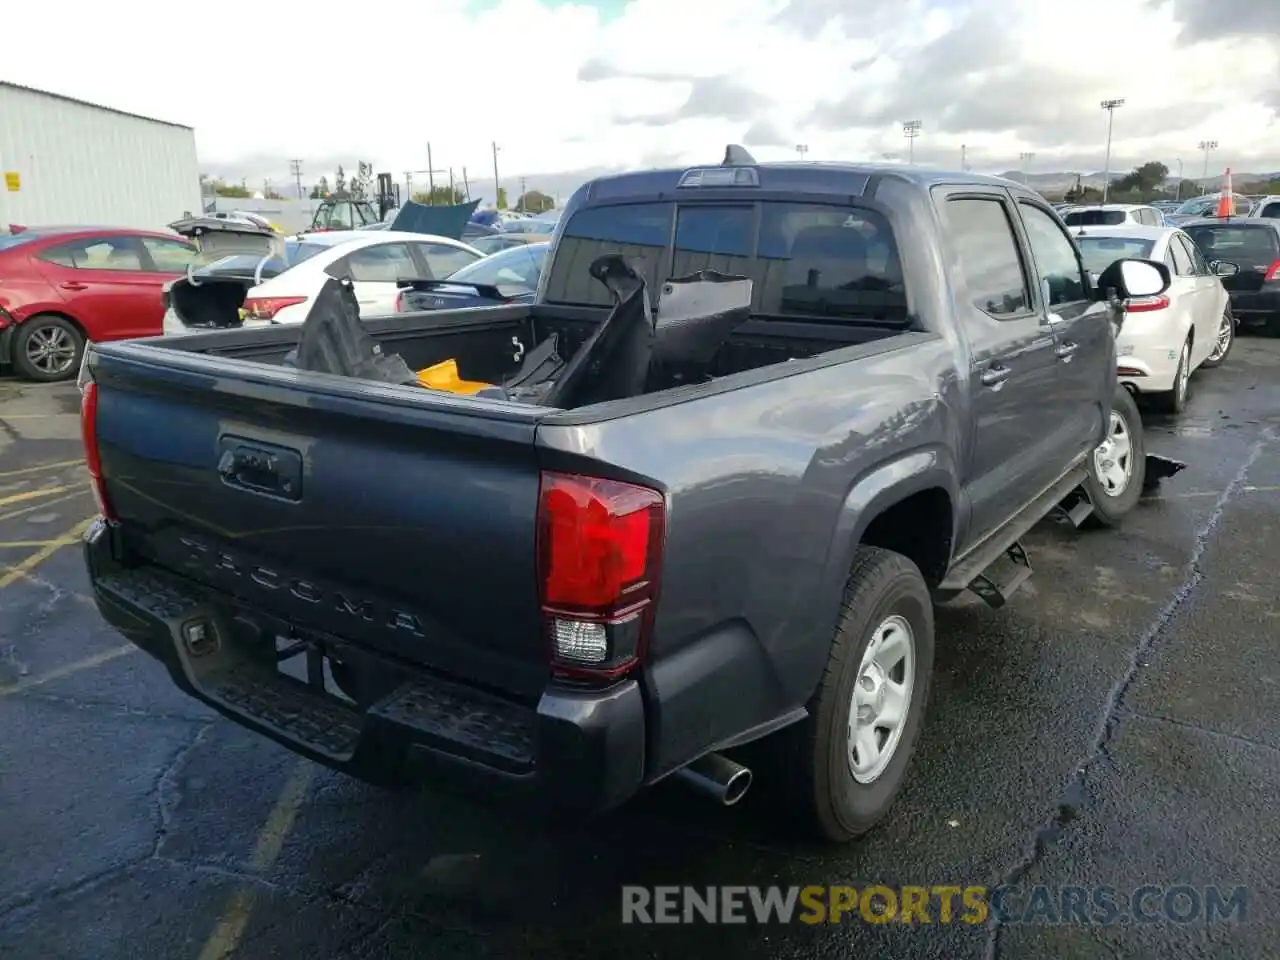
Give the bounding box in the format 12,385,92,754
25,326,77,374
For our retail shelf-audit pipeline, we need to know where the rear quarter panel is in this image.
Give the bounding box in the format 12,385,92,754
536,332,962,773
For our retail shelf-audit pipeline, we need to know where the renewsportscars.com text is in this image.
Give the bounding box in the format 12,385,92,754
621,884,1247,926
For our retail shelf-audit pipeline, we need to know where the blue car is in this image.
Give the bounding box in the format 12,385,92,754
396,241,549,311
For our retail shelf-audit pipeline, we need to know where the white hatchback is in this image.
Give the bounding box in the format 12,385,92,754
163,230,483,333
1073,224,1238,413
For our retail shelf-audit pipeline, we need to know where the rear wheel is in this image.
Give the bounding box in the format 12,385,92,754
1152,337,1190,414
13,315,84,382
1200,306,1234,368
777,546,934,842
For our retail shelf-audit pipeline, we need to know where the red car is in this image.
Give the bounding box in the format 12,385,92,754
0,226,197,381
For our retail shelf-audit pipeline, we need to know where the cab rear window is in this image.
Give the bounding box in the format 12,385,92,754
1184,225,1279,265
1063,210,1126,226
543,200,907,324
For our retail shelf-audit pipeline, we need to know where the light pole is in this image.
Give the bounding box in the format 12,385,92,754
1199,140,1218,190
1019,151,1036,185
492,141,502,210
795,144,809,160
902,120,922,164
960,143,968,171
1100,98,1125,203
1175,158,1184,200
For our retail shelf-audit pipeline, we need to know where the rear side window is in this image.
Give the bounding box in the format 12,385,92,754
1169,236,1194,276
1063,210,1126,226
1184,225,1280,265
1260,202,1280,219
38,236,145,271
542,202,672,306
941,198,1030,317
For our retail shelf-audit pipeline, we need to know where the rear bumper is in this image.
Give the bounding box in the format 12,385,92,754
83,519,647,813
1228,289,1280,322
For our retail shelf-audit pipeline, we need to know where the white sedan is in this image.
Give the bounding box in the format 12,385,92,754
163,230,483,333
1072,224,1239,413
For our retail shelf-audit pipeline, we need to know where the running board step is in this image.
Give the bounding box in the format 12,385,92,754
939,463,1089,593
966,541,1032,608
1055,488,1095,528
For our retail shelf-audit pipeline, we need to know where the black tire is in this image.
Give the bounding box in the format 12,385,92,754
12,314,85,382
1083,385,1145,528
781,546,934,842
1199,305,1234,369
1151,336,1189,414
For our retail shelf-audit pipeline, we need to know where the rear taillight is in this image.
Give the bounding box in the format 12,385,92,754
536,471,666,681
242,296,308,321
1125,294,1170,313
394,291,405,312
1264,261,1280,282
79,380,118,522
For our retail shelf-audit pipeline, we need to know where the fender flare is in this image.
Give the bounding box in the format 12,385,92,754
787,447,960,699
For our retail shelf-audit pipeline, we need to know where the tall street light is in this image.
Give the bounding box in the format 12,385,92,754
902,120,922,164
1175,158,1184,200
795,144,809,160
1100,98,1125,203
1019,151,1036,185
1199,140,1218,190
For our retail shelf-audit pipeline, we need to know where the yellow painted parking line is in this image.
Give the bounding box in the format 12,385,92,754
0,486,68,508
197,761,316,960
0,516,95,589
0,537,82,549
0,414,78,419
0,488,89,524
0,458,84,478
0,644,137,698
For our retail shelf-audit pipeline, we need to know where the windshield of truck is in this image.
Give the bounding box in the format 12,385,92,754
1174,197,1217,216
1063,209,1127,226
1075,236,1156,274
1183,224,1280,266
194,241,328,278
543,200,907,323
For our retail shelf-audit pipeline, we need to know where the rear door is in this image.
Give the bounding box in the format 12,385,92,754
33,235,163,340
1173,233,1221,367
934,188,1067,545
1013,199,1113,465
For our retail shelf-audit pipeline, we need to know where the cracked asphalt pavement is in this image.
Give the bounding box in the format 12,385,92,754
2,339,1279,960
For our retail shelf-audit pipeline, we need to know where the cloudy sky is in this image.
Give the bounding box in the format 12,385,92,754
6,0,1279,199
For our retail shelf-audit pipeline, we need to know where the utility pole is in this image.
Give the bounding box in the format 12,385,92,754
426,143,435,199
1175,158,1184,200
492,142,502,209
795,144,809,160
405,171,414,202
1100,98,1125,203
1198,140,1218,189
518,176,527,212
289,159,304,199
902,120,922,164
462,167,471,200
449,167,456,202
960,144,967,171
1019,151,1036,185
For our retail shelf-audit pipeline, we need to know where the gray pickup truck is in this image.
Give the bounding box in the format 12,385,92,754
79,150,1176,842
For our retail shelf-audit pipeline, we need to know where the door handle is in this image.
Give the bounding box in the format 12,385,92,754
980,365,1010,387
59,281,88,291
1056,341,1078,361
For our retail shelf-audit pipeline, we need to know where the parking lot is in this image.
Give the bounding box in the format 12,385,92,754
2,339,1279,959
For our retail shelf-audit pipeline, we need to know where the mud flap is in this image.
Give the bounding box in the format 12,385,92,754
1142,454,1186,492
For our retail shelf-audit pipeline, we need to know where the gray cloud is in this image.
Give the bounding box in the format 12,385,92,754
615,75,768,126
773,0,931,40
1157,0,1280,42
743,119,791,148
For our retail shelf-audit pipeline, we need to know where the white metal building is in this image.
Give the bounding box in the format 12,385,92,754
0,82,201,230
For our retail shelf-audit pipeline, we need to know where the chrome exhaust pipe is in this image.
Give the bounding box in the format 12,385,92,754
673,753,752,806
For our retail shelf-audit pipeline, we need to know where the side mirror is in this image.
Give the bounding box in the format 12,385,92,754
1094,257,1171,301
1212,260,1240,278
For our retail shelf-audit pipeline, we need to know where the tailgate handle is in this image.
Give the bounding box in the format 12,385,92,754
217,438,303,501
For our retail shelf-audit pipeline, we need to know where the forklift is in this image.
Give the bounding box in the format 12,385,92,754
305,172,401,232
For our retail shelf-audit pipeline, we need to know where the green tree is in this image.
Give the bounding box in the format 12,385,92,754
309,176,330,199
496,187,509,209
1108,161,1169,200
516,189,554,213
410,185,466,205
207,178,251,198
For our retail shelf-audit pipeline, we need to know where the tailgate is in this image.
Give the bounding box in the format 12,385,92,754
88,345,551,699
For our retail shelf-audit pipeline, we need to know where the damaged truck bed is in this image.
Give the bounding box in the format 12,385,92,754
80,152,1183,842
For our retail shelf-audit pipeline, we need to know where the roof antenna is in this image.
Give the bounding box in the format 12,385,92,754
722,144,756,166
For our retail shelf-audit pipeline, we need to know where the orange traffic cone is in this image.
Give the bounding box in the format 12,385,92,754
1215,168,1234,218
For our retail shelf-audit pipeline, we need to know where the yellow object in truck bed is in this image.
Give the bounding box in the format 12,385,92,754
415,359,494,395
